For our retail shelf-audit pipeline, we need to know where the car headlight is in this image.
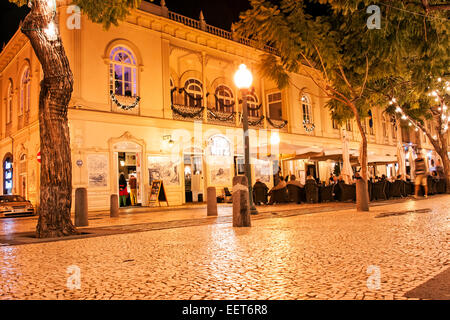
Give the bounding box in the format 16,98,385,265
26,204,34,210
0,206,13,212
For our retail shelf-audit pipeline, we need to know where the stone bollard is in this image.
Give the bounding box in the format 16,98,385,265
232,176,251,227
75,188,88,227
207,187,218,216
110,194,120,218
356,179,370,212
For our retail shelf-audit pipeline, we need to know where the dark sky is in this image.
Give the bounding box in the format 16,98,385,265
0,0,252,48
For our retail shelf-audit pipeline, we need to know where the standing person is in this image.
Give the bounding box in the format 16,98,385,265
129,173,138,206
414,151,428,199
119,173,128,207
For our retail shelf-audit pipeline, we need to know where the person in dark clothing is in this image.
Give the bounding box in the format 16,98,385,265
119,173,128,207
414,152,428,198
253,179,269,205
435,159,445,179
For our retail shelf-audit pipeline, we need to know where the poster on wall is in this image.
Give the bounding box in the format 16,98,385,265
210,165,231,185
148,156,180,186
87,154,108,187
254,160,271,183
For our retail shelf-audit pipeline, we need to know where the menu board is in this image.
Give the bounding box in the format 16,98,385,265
149,180,168,206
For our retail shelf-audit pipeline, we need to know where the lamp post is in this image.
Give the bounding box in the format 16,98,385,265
234,64,258,215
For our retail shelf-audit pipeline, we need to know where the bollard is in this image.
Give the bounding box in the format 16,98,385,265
356,179,370,212
232,176,251,227
75,188,88,227
110,194,120,217
207,187,218,216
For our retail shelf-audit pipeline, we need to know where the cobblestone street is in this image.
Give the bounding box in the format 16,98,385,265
0,196,449,300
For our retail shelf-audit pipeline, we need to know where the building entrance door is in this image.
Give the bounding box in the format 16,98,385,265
116,151,142,207
183,153,203,203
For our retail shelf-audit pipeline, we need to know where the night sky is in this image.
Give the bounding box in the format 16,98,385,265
0,0,252,48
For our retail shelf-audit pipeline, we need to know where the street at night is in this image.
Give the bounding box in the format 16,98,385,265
1,196,448,300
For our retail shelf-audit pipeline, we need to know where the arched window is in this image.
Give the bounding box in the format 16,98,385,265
382,114,387,138
20,66,31,115
215,85,234,113
109,46,137,97
391,119,397,140
184,78,203,107
19,154,27,198
6,80,13,124
3,155,13,195
246,93,259,117
301,95,313,123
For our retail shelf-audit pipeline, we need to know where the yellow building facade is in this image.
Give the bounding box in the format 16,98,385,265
0,2,441,210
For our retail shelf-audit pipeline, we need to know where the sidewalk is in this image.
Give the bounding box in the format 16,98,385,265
0,195,441,237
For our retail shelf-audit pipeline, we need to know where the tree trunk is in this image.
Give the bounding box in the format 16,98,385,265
351,104,370,212
21,1,78,238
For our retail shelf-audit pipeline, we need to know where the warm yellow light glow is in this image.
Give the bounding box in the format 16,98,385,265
120,160,125,167
234,64,253,89
270,132,280,145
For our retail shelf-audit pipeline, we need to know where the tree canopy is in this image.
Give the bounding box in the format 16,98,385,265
9,0,146,29
236,0,449,124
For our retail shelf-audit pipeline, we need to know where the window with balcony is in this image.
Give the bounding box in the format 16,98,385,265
184,78,203,108
215,85,234,113
267,92,282,120
246,92,259,117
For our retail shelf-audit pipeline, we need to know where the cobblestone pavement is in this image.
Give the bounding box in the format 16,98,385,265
0,196,448,300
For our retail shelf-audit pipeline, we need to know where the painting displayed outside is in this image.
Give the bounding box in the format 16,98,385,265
87,154,108,187
148,156,180,186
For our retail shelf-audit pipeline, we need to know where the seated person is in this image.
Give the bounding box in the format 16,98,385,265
287,175,304,188
253,179,269,205
328,175,335,185
380,174,387,181
396,174,403,181
268,176,287,204
306,175,316,182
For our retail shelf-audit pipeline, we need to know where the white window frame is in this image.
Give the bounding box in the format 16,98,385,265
109,46,138,97
301,95,313,123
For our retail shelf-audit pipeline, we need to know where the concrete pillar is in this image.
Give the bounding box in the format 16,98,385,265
207,187,218,216
110,194,120,218
232,176,251,227
75,188,88,227
356,179,370,212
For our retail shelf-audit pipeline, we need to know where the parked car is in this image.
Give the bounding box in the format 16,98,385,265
0,195,35,217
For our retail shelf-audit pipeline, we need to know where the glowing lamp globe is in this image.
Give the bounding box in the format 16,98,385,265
270,132,280,145
234,64,253,89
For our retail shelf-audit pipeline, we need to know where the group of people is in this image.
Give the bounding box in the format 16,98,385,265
253,174,310,205
118,173,138,207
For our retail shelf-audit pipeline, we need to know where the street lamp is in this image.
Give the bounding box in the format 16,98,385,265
234,64,258,215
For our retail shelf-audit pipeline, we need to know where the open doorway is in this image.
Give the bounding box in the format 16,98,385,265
184,153,203,203
117,152,141,207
